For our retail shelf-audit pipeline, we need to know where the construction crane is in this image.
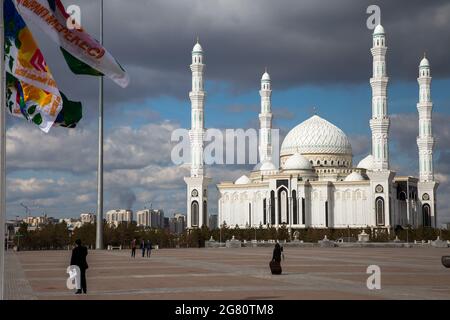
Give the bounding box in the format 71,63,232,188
20,203,30,218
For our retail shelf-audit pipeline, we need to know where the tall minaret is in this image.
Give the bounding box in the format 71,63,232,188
369,24,390,171
258,69,273,163
189,39,205,177
416,54,438,228
417,55,434,182
184,39,211,229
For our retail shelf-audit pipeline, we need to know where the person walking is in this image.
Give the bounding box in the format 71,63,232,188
269,242,283,275
140,239,146,258
70,239,89,294
131,238,137,258
146,240,152,258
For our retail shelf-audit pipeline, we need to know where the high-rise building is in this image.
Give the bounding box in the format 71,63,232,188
136,209,164,228
80,213,96,224
106,209,133,227
169,214,186,234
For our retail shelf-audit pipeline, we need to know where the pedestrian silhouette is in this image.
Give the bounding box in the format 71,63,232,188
140,240,145,257
70,239,88,294
131,238,137,258
269,242,283,275
146,240,152,258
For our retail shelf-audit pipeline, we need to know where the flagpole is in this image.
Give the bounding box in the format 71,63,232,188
96,0,104,250
0,0,6,300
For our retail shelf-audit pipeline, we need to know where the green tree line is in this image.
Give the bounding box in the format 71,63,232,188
12,221,449,251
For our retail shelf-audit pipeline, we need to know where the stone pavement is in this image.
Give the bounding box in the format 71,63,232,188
5,252,36,300
4,247,450,300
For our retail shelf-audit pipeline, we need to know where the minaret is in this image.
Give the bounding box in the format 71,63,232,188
369,24,390,171
416,54,438,228
189,39,205,177
417,54,434,182
184,39,211,229
258,69,273,163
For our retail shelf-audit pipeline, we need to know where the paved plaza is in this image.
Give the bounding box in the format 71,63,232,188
5,247,450,300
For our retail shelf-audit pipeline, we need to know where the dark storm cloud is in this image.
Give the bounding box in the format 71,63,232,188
27,0,450,111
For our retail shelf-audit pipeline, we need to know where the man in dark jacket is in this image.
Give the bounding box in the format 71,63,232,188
70,239,88,294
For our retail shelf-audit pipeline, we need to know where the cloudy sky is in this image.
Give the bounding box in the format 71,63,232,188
6,0,450,225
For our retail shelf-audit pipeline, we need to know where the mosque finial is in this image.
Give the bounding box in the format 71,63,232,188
265,66,268,73
196,36,199,44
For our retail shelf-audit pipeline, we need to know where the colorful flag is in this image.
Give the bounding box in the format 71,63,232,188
6,72,82,128
4,0,82,131
15,0,130,88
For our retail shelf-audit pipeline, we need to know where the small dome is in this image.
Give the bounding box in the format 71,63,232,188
420,57,430,68
373,24,385,35
235,175,251,185
254,160,278,174
344,172,366,182
192,42,203,53
357,154,374,170
282,153,312,171
261,72,270,81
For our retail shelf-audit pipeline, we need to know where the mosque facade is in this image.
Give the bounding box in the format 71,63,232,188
185,25,438,230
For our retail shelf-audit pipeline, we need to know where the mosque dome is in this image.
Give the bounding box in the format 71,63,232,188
357,154,374,170
235,175,251,185
373,24,385,35
281,115,352,158
253,160,278,174
260,160,277,171
282,153,312,171
344,172,366,182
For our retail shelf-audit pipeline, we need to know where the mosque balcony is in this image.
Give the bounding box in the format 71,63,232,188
370,47,387,56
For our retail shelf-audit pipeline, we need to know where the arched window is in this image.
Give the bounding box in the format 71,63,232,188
203,201,207,227
422,204,431,227
325,201,329,227
248,203,252,227
302,197,306,224
191,201,199,227
270,191,275,225
263,198,267,225
375,197,385,226
278,188,289,224
292,190,298,224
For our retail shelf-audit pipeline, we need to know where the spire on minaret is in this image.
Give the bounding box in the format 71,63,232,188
259,68,273,163
369,23,390,171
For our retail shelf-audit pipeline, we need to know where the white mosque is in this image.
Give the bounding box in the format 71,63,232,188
184,25,439,230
